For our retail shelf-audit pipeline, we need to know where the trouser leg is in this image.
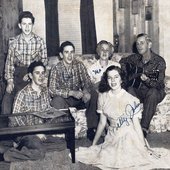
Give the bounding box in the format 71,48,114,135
85,89,99,129
51,96,70,109
140,88,165,130
50,96,85,109
1,92,15,114
4,135,45,162
1,67,28,115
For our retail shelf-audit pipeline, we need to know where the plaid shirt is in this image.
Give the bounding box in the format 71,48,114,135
10,84,51,127
5,33,48,81
13,84,51,113
49,59,93,98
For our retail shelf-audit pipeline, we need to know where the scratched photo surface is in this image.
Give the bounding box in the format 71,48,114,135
0,0,170,170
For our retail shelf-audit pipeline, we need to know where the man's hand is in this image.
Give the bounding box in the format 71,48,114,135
6,80,14,93
140,73,149,81
82,91,91,103
23,73,30,81
69,90,84,99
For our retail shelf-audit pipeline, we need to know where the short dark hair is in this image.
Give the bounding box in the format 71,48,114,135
19,11,35,24
59,41,75,54
28,61,45,74
98,65,123,93
137,33,152,43
96,40,114,60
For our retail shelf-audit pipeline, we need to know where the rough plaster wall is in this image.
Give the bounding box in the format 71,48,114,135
159,0,170,76
22,0,170,76
23,0,46,41
93,0,113,44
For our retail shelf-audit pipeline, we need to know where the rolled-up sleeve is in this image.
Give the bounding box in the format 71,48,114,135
49,66,69,98
5,44,15,81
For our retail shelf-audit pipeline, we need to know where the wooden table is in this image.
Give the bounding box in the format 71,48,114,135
0,111,75,163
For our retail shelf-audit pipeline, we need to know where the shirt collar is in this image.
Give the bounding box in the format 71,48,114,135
19,33,35,42
28,84,46,95
139,51,156,64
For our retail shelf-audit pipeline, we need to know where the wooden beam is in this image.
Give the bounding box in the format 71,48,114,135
148,0,159,54
124,0,131,52
0,0,22,102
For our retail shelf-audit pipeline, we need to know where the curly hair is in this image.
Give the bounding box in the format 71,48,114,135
98,65,124,93
96,40,114,60
28,61,46,74
19,11,35,24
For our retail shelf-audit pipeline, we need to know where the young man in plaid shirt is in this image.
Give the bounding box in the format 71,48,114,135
1,11,47,115
1,61,49,162
49,41,98,140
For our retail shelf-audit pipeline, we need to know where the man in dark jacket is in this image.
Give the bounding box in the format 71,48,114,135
120,33,166,137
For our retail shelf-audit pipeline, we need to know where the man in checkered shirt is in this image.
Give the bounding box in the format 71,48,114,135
1,61,49,162
1,11,47,115
49,41,99,140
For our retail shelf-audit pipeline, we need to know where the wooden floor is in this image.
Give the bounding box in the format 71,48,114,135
0,132,170,170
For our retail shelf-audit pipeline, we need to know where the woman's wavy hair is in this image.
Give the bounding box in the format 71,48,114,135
98,65,124,93
96,40,114,60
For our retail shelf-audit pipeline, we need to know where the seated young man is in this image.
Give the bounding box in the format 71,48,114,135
49,41,98,140
2,61,51,162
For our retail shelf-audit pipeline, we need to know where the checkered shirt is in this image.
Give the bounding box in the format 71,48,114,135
5,33,48,81
13,84,51,113
49,59,93,98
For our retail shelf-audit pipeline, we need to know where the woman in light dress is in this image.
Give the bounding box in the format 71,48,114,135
76,65,170,170
88,40,120,89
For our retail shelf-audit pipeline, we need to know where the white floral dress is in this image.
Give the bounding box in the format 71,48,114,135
76,89,170,170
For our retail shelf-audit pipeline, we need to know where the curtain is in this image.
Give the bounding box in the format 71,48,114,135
80,0,97,54
44,0,59,56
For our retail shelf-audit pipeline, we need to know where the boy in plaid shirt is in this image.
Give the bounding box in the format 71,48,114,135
49,41,98,140
1,11,47,115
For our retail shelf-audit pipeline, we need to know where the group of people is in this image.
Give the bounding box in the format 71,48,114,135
0,10,169,169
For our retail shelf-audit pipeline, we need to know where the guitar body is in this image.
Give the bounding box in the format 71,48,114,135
126,63,159,89
126,63,143,88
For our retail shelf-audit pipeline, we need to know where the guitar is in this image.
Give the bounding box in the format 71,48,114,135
126,63,159,88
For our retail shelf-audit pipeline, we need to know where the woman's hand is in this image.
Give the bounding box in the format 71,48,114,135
147,147,161,159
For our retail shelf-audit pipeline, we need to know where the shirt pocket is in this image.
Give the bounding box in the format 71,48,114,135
14,50,24,64
30,50,40,60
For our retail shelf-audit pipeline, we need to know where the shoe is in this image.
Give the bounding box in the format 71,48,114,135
87,128,96,141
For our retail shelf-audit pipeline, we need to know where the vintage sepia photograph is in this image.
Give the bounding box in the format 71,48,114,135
0,0,170,169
